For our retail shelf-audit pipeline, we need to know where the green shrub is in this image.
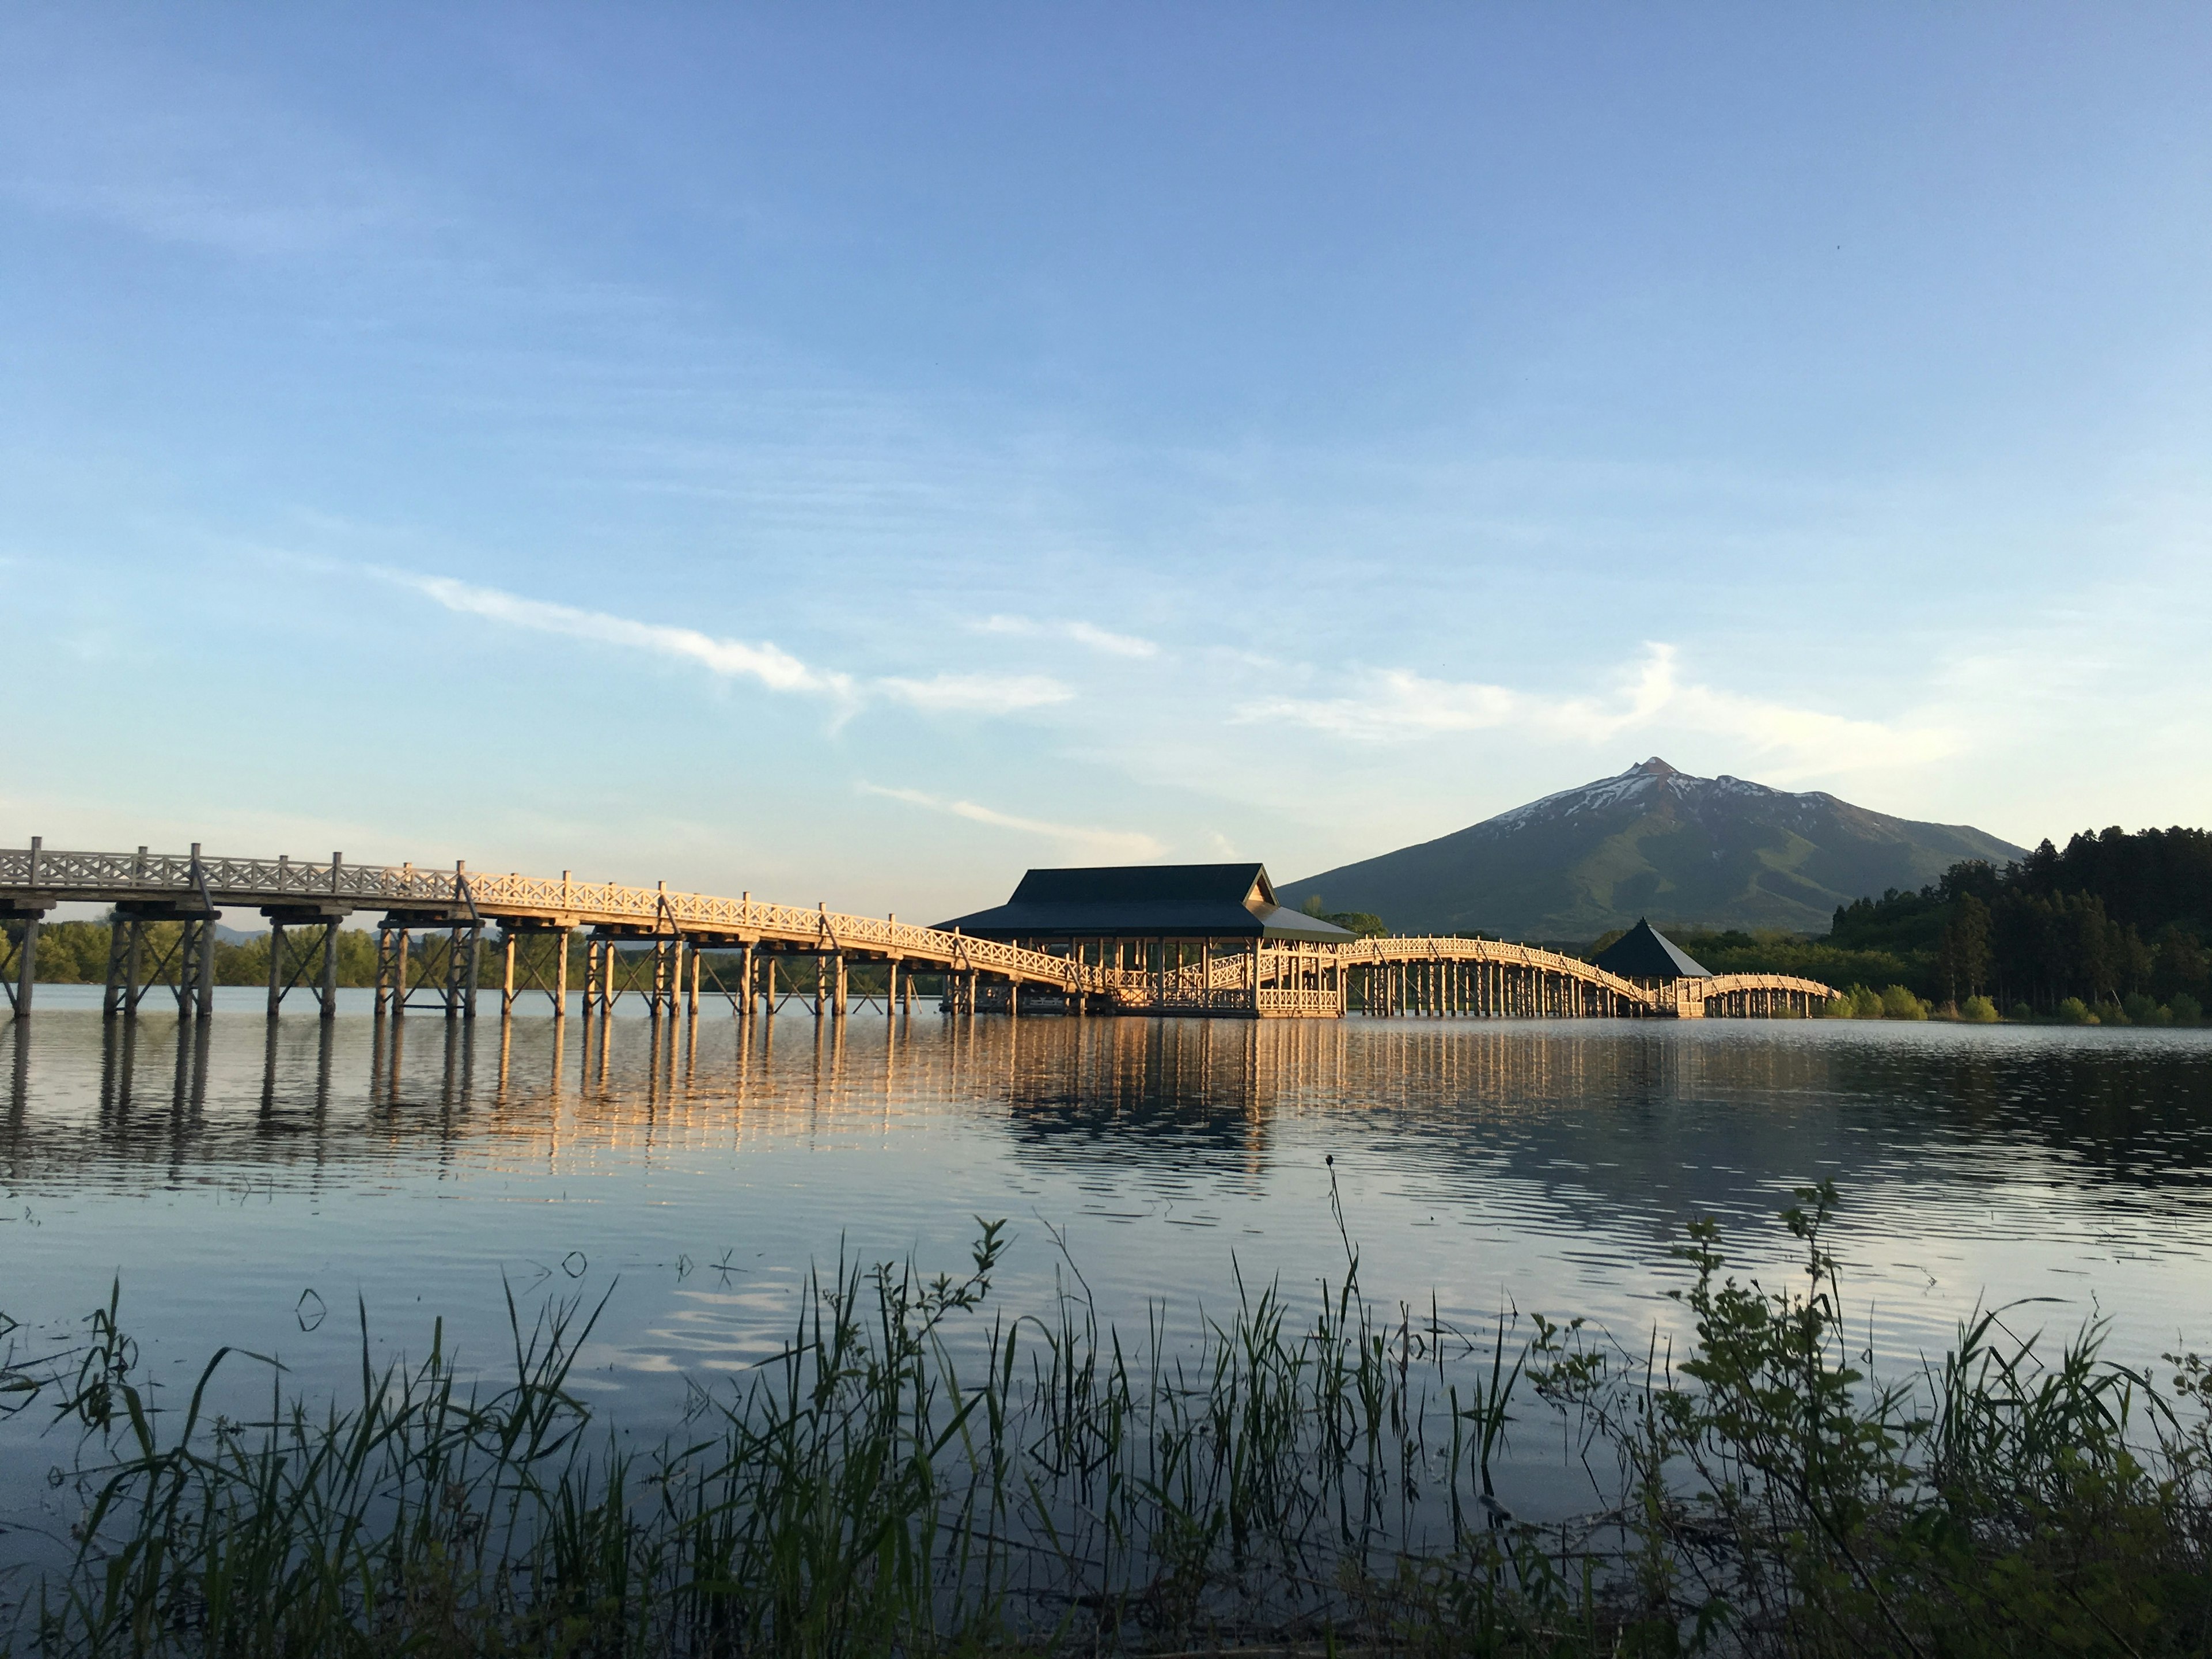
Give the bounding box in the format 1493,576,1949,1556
2009,1001,2034,1021
1961,994,2000,1022
2056,995,2097,1025
2173,991,2205,1025
1879,982,1928,1020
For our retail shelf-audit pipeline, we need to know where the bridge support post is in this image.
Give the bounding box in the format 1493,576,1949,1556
555,929,570,1020
190,916,215,1020
266,921,287,1018
374,929,393,1017
686,942,701,1019
5,908,46,1021
104,915,136,1020
762,954,777,1017
834,953,847,1018
460,923,482,1020
885,959,899,1020
501,930,517,1017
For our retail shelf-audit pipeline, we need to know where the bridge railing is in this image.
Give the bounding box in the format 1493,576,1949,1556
1344,935,1652,1003
2,846,1839,1009
0,846,1099,992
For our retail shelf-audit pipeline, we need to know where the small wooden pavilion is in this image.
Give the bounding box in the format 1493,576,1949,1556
938,863,1356,1017
1590,918,1712,982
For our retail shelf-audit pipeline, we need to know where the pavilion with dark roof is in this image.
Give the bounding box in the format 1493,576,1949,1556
1589,918,1712,982
941,863,1355,945
938,863,1355,1016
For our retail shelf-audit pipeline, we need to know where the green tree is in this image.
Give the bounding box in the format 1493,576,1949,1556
1935,892,1992,1004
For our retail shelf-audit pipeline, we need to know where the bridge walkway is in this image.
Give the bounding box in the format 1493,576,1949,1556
1,843,1838,1022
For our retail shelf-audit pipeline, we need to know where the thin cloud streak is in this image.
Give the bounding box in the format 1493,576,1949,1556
391,571,1071,717
878,673,1073,713
399,572,847,695
860,783,1163,862
976,613,1159,658
1238,643,1959,776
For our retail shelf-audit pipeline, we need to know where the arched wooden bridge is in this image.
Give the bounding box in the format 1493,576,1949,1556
0,842,1838,1022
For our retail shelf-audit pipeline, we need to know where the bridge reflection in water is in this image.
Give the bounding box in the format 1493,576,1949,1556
13,1006,2205,1225
2,843,1837,1026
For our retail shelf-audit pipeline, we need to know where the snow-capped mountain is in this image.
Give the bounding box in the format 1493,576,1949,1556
1277,759,2027,942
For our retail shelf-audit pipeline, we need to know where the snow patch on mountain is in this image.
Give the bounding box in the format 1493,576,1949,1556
1473,759,1829,836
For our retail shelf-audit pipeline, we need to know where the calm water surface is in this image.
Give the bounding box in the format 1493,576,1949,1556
5,991,2212,1546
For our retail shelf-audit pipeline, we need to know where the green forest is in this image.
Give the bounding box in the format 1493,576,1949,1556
1665,824,2211,1025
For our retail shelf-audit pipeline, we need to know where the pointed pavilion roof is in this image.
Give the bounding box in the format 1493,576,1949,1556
1589,917,1711,981
938,862,1357,942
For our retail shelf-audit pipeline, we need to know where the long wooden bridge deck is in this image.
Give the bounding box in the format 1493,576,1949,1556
0,842,1838,1022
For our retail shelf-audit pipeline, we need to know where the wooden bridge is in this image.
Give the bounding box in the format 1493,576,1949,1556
0,841,1838,1023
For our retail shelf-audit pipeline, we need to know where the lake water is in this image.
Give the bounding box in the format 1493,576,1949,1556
5,991,2212,1556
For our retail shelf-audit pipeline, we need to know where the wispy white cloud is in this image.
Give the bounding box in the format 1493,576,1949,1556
399,573,849,696
975,613,1159,658
859,784,1164,862
388,571,1073,719
877,673,1073,713
1238,643,1957,776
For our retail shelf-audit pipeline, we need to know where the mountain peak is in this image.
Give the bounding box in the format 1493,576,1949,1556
1279,763,2029,940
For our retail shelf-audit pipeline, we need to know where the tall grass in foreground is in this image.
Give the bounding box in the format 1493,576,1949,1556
3,1186,2210,1657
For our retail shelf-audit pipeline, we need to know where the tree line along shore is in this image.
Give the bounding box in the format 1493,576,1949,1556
1317,825,2212,1028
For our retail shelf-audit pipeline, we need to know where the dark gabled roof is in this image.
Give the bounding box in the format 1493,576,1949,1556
938,862,1358,943
1589,918,1711,981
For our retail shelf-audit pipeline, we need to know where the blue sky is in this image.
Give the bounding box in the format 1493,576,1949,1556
5,5,2209,918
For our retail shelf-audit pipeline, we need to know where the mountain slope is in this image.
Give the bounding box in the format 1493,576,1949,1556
1278,759,2027,941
